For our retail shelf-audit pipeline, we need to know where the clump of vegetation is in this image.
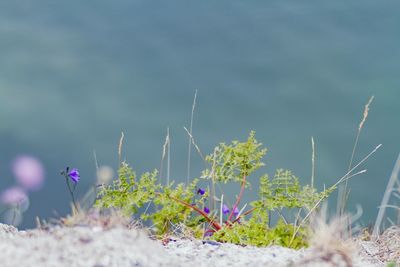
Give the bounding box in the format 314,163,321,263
95,131,343,249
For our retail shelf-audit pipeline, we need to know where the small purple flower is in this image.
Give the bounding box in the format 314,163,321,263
68,168,80,183
197,188,205,195
203,206,210,214
222,204,230,215
233,206,239,216
204,230,214,237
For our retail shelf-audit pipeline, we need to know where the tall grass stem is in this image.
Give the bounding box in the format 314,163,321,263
337,96,374,216
311,136,315,188
118,132,124,166
186,90,197,185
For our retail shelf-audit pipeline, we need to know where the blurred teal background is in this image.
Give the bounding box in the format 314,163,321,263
0,1,399,228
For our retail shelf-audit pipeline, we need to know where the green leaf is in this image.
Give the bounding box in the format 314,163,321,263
201,131,267,185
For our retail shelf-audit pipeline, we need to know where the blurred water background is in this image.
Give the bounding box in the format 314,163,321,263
0,1,399,229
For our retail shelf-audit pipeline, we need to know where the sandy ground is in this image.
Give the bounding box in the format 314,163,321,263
0,223,391,267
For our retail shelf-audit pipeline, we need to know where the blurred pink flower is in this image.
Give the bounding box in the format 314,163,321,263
12,155,45,191
0,186,28,206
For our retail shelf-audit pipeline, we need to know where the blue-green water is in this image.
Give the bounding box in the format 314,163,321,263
0,1,399,228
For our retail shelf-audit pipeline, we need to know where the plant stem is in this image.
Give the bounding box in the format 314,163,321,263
168,195,222,231
230,207,256,225
65,177,78,211
289,144,381,247
12,204,19,226
186,90,197,185
338,96,374,216
167,127,170,185
228,175,246,222
311,136,315,188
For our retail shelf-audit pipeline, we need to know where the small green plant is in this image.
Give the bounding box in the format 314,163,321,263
201,130,266,184
95,164,159,216
95,132,343,248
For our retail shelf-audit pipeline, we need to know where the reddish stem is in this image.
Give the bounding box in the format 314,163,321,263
168,195,222,231
223,206,257,228
231,207,256,224
228,174,247,222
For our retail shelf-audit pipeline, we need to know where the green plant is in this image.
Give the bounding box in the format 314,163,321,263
212,217,308,248
95,163,208,236
146,179,205,235
201,130,266,184
208,168,331,249
95,132,342,248
95,163,159,216
254,170,333,212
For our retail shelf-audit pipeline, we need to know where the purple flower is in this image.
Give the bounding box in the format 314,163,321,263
233,206,240,216
0,187,28,206
68,168,80,183
222,204,230,215
204,231,214,237
203,206,210,214
197,188,205,195
12,155,45,191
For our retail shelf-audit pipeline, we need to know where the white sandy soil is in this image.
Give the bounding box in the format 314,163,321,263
0,223,387,267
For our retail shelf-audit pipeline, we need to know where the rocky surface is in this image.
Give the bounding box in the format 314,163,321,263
0,223,387,267
164,238,306,266
0,223,177,267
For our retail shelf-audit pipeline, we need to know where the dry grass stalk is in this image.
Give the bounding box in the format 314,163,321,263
311,136,315,188
183,127,205,162
338,96,374,216
160,127,171,185
93,150,99,171
359,96,374,131
166,128,171,185
118,131,124,166
373,153,400,239
186,90,198,185
290,143,381,246
35,216,42,229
